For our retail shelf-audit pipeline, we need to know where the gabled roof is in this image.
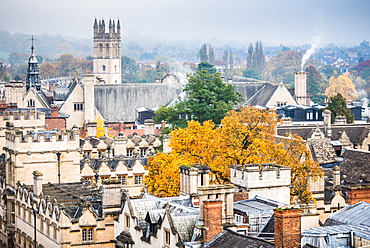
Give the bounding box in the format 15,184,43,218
244,83,279,106
204,229,274,248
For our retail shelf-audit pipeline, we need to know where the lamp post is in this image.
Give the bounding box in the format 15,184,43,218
56,152,61,184
33,207,38,248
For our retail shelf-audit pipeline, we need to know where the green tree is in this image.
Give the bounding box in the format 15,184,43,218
154,64,243,127
242,68,261,80
200,44,208,62
325,93,354,123
208,46,215,65
247,43,253,68
305,65,326,104
121,56,139,83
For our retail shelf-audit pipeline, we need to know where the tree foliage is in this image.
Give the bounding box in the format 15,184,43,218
208,46,215,65
242,68,261,80
305,65,326,104
325,72,356,102
325,93,354,123
147,107,323,203
200,44,208,62
40,62,58,78
154,65,242,127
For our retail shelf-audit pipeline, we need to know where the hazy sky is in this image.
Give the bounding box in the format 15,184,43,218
1,0,369,46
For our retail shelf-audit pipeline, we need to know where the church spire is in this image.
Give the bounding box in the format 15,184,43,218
31,35,34,54
26,35,40,91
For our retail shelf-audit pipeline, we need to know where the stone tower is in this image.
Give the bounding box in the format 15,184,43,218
93,18,122,84
26,36,41,91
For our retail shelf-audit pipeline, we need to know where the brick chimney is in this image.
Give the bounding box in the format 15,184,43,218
203,200,223,243
50,104,59,118
274,208,302,248
347,187,370,205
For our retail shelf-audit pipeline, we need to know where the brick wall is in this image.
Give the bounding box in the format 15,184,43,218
203,200,223,243
347,187,370,205
234,192,249,202
274,208,302,248
45,118,66,132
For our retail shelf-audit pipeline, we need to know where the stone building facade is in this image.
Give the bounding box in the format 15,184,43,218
93,18,122,84
230,163,291,204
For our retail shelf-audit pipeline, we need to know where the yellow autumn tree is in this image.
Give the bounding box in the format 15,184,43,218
145,107,323,203
219,107,278,165
144,153,183,197
325,72,357,101
274,134,323,203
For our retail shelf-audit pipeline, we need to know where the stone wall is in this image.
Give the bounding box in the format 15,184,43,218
94,83,182,122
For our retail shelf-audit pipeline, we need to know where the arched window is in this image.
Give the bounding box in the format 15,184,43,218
28,99,35,107
106,44,109,58
99,44,103,52
102,65,106,71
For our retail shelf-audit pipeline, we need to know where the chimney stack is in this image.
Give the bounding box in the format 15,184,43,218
33,170,43,196
144,119,155,135
50,104,58,118
294,71,307,106
203,200,223,243
102,179,122,214
274,208,302,248
323,109,332,136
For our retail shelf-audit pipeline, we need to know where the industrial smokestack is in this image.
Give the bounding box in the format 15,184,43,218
294,71,307,106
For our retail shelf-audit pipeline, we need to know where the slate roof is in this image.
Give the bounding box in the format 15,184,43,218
243,83,279,106
42,182,102,220
204,229,274,248
127,194,199,244
80,157,147,171
277,124,370,146
340,149,370,184
324,201,370,227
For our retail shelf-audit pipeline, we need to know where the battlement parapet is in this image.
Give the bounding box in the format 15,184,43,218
5,129,79,145
231,163,291,188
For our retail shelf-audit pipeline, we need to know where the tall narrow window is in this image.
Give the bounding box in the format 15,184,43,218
102,65,106,71
164,228,171,245
134,175,143,185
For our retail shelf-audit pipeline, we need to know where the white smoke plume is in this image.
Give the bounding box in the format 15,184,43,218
301,35,321,70
301,9,324,70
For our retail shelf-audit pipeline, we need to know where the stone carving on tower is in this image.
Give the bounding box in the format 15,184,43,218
93,18,122,84
26,36,41,91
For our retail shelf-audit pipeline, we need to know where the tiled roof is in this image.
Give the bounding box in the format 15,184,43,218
204,229,274,248
340,149,370,184
42,182,101,219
